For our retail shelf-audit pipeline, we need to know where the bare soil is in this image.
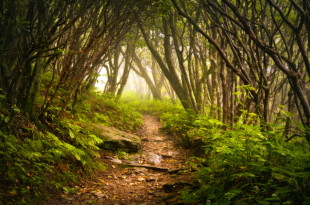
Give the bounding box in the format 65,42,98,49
48,115,193,205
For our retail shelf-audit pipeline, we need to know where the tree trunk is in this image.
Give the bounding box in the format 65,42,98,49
138,19,192,110
220,60,228,124
132,51,162,100
168,14,199,113
116,43,133,99
210,24,218,118
23,57,45,116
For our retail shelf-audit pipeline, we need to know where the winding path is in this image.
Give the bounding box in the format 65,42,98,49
49,115,193,204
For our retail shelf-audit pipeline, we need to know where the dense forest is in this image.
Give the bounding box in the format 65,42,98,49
0,0,310,204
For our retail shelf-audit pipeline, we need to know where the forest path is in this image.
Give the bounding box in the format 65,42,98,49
48,115,193,205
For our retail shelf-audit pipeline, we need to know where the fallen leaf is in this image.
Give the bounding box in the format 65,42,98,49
137,177,146,182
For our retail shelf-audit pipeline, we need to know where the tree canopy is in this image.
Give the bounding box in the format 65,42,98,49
0,0,310,204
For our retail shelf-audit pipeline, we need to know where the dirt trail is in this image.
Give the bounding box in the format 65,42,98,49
48,115,193,205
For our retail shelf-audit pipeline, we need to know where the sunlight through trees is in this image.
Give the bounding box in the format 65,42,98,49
0,0,310,204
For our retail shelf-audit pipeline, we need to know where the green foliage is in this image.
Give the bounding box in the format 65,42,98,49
0,130,51,203
160,109,196,147
0,89,136,204
75,92,143,131
178,112,310,204
0,123,107,204
122,97,182,117
233,85,256,110
59,119,103,154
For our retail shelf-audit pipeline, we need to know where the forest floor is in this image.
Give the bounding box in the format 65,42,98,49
47,115,194,205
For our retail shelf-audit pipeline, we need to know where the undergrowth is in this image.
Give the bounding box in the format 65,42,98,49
74,92,142,131
121,94,182,117
180,113,310,204
0,89,143,204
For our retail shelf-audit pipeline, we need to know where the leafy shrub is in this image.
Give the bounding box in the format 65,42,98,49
0,121,108,204
181,112,310,204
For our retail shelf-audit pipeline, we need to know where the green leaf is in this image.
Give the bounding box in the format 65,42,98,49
274,186,293,196
233,172,256,178
74,153,81,161
69,130,75,139
0,94,6,100
264,197,281,201
233,91,242,96
4,116,10,123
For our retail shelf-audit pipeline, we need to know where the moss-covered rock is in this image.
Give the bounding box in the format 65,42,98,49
92,124,141,152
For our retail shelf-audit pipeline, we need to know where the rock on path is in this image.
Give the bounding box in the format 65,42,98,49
92,124,141,152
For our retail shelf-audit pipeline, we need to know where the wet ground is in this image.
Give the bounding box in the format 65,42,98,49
48,115,193,204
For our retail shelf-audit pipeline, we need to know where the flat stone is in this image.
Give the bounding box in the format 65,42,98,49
92,124,141,152
111,158,122,164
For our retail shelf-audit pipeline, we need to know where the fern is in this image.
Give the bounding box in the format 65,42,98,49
182,118,310,204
